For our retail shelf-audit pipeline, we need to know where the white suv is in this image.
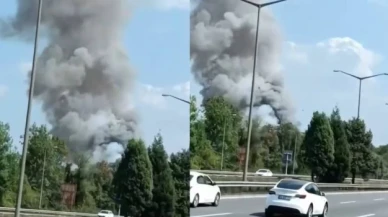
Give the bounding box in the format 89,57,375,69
190,171,221,208
265,179,328,217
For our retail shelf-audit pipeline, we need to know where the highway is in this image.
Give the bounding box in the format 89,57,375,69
190,191,388,217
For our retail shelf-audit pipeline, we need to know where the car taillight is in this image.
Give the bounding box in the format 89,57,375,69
295,194,306,199
268,190,276,195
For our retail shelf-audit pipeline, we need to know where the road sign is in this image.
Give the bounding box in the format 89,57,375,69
282,151,293,166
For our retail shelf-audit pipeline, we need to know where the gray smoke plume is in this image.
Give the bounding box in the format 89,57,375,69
191,0,295,123
1,0,137,160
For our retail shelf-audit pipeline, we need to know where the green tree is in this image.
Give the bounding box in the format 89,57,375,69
74,155,96,212
25,124,68,209
303,112,335,181
92,161,115,211
258,124,281,172
147,133,175,217
112,139,152,217
203,97,241,169
344,118,373,183
239,117,263,171
3,150,20,207
170,149,189,217
323,107,350,182
190,96,219,170
0,122,12,205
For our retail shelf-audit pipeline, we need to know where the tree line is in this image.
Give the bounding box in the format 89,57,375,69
0,122,189,217
190,96,387,183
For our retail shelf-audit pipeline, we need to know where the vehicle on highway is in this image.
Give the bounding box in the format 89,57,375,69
190,171,221,208
97,210,114,217
255,169,273,176
265,179,328,217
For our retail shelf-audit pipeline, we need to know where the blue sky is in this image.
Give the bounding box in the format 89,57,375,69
191,0,388,146
0,0,189,157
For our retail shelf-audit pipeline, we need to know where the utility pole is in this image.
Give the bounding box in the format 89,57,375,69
15,0,43,216
241,0,288,181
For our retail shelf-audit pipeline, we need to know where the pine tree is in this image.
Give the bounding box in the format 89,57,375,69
170,149,190,217
330,107,350,181
112,139,152,217
147,133,175,217
345,118,373,184
303,112,335,181
322,107,350,182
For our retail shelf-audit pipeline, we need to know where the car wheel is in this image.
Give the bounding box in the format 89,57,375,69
303,204,313,217
318,203,328,217
264,209,273,217
212,193,220,207
191,194,199,208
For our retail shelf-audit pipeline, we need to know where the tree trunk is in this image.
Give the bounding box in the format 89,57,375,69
351,171,356,184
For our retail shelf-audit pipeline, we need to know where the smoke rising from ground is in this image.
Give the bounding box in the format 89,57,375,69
190,0,295,123
1,0,137,160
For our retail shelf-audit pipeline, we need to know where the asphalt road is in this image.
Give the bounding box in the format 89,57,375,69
190,191,388,217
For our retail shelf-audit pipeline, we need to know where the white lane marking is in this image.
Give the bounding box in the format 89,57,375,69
356,214,375,217
340,201,356,204
373,198,385,201
191,213,232,217
222,190,388,200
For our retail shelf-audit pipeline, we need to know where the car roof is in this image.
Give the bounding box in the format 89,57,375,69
190,171,205,176
277,179,311,186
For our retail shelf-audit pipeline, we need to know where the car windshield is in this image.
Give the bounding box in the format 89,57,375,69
100,210,109,214
277,180,305,190
258,169,267,172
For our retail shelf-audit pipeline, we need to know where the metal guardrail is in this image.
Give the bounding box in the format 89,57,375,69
195,170,388,183
215,181,388,188
0,207,123,217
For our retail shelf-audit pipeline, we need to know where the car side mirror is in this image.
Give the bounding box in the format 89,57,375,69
321,192,325,196
211,182,216,186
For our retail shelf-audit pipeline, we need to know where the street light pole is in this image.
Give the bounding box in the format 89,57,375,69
15,0,42,216
241,0,287,181
161,94,190,104
333,70,388,119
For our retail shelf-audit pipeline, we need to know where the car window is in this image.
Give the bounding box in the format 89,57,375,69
100,210,109,214
203,175,213,185
190,175,193,180
258,169,267,172
277,180,305,190
311,184,320,195
196,176,205,184
305,184,313,194
305,184,319,194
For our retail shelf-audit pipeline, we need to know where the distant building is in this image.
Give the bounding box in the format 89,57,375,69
61,184,77,209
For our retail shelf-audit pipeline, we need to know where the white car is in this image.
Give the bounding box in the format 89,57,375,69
190,171,221,208
97,210,114,217
255,169,273,176
265,179,328,217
